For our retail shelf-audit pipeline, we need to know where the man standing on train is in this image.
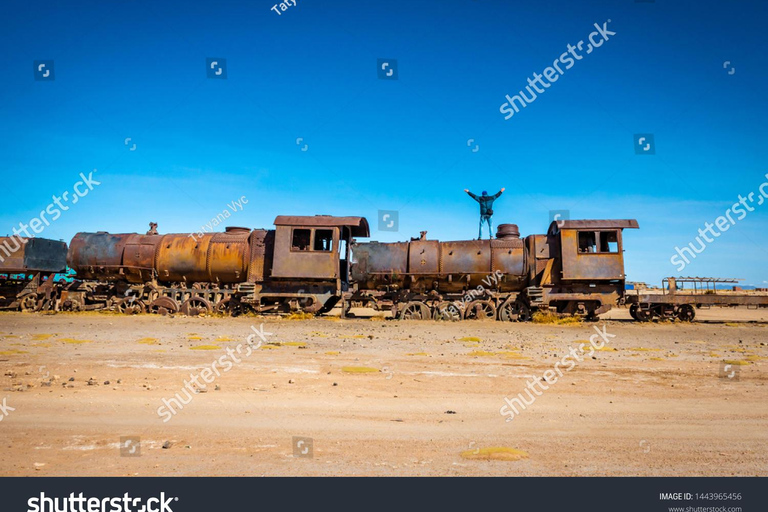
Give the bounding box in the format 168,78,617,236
464,188,505,239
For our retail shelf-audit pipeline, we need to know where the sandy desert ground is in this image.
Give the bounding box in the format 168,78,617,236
0,307,766,476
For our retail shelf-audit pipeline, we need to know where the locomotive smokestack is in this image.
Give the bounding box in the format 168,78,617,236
495,224,520,239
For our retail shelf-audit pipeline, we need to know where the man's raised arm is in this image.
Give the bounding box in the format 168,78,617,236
464,189,479,201
493,187,506,199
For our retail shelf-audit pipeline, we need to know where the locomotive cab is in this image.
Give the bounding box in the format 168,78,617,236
530,219,639,317
271,215,370,288
550,220,638,281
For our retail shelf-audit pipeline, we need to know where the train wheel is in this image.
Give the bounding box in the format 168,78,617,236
61,298,82,312
214,298,244,317
516,301,532,322
464,300,496,320
181,297,212,316
498,298,520,322
499,299,531,322
148,297,180,315
633,306,652,322
399,301,431,320
677,304,695,322
433,301,461,321
20,294,38,312
117,298,145,315
629,304,639,321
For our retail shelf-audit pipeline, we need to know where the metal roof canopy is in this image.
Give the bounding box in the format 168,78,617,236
671,277,742,283
548,219,639,235
273,215,370,237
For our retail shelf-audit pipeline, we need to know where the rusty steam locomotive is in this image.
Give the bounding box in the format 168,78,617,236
1,215,640,321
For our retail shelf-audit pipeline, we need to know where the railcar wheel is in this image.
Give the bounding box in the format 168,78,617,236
20,294,38,312
181,297,212,316
516,301,532,322
433,301,462,321
61,298,82,312
629,304,639,321
499,299,532,322
633,306,652,322
499,298,525,322
148,297,180,315
464,300,496,320
214,298,244,317
117,298,145,315
677,304,695,322
398,301,431,320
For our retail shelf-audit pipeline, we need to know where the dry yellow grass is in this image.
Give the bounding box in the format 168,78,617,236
59,338,93,344
285,312,314,320
341,366,379,373
459,447,529,461
531,311,582,325
467,350,496,357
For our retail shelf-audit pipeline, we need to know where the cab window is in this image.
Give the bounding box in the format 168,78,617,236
600,231,619,253
291,229,311,251
314,229,334,252
578,232,597,253
578,231,619,253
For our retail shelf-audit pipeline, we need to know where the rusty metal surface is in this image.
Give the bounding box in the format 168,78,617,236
560,229,625,280
271,226,339,280
351,236,528,293
496,224,520,239
490,239,525,276
273,215,370,237
0,237,67,273
627,292,768,307
350,241,408,285
246,230,270,283
408,240,440,274
122,235,162,282
68,232,135,280
440,240,487,274
156,231,249,283
548,219,639,235
70,230,251,284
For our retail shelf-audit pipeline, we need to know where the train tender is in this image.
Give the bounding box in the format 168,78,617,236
62,216,640,321
0,236,68,311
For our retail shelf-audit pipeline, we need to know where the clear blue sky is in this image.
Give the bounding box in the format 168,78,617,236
1,0,767,286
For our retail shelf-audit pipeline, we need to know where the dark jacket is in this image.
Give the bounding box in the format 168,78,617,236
467,191,502,216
